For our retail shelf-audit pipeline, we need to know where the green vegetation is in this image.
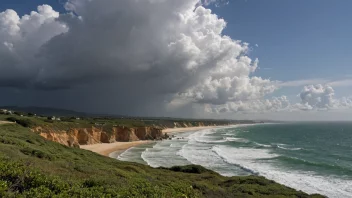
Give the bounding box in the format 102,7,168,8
0,124,323,197
0,113,146,132
0,111,256,136
0,106,259,131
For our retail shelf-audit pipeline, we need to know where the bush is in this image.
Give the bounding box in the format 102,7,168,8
6,117,35,128
0,181,8,197
167,165,209,174
20,148,53,160
27,113,35,117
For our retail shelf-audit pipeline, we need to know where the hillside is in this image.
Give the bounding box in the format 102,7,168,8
0,123,323,197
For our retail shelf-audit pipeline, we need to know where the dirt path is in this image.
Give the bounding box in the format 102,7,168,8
0,121,15,125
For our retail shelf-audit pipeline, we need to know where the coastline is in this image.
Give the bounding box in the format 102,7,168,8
81,125,244,158
80,126,224,157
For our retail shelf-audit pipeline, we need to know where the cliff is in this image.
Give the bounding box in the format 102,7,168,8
30,121,242,148
32,126,164,148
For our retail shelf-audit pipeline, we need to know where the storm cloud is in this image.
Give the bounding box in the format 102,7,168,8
0,0,280,116
1,0,350,117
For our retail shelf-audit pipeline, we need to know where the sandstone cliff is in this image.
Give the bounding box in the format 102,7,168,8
32,126,164,148
32,121,238,148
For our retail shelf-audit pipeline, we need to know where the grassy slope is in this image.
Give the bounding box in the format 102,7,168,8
0,114,148,129
0,113,255,132
0,124,324,198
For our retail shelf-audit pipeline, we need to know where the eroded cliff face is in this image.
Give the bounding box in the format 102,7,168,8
32,121,233,148
32,126,164,148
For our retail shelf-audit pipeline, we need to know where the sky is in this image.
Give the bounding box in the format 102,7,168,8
0,0,352,121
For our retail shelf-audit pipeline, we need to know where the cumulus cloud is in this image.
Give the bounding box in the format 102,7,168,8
297,84,335,110
293,84,352,111
206,96,291,113
206,83,352,114
0,0,281,116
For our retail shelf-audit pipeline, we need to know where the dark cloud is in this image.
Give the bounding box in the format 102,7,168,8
0,0,281,116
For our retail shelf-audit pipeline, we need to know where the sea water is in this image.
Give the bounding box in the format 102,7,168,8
115,123,352,197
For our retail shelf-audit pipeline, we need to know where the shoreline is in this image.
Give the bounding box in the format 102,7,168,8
80,125,251,158
80,125,224,157
80,141,151,157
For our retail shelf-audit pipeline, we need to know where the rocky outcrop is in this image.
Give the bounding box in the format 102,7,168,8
31,120,243,148
32,126,165,148
135,127,163,140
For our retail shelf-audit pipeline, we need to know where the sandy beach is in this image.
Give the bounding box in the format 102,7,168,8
80,141,151,157
81,126,224,157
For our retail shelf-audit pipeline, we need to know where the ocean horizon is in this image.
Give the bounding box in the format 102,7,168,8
116,123,352,198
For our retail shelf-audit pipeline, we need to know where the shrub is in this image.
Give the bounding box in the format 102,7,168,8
27,113,35,117
167,165,209,174
6,117,35,128
0,181,8,197
20,148,53,160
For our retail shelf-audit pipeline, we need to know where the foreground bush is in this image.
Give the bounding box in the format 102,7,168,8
6,117,35,128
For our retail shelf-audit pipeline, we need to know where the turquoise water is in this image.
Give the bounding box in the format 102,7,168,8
115,123,352,197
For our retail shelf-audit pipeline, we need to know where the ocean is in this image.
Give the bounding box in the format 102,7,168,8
114,123,352,197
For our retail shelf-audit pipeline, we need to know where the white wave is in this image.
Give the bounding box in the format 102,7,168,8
277,145,302,151
187,128,224,144
276,143,288,146
177,143,249,176
116,146,134,160
120,124,352,197
196,139,227,143
225,137,249,143
253,142,271,148
270,143,302,151
141,148,159,167
141,139,191,168
212,145,352,198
